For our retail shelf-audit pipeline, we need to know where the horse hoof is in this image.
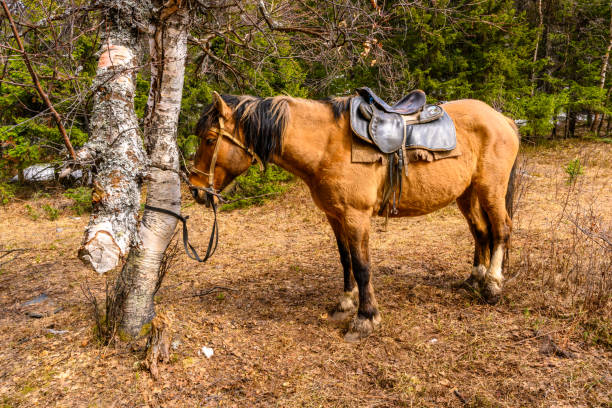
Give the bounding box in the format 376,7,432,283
344,313,381,343
456,276,480,291
329,310,354,324
482,281,502,305
329,293,357,323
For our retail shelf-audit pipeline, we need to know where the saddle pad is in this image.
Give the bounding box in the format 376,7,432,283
351,134,461,164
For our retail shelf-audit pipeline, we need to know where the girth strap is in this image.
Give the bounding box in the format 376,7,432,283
144,203,219,263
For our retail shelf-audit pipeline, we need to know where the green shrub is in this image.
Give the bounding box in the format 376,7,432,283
0,182,15,205
64,187,92,215
25,204,39,220
511,92,568,140
42,204,60,220
564,158,584,184
221,164,294,211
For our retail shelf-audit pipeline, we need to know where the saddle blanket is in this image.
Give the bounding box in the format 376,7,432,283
351,135,461,166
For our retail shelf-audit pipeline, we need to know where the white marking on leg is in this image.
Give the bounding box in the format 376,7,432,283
339,294,356,311
487,245,504,288
472,265,487,281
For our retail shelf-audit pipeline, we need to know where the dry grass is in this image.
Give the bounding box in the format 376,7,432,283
0,140,610,407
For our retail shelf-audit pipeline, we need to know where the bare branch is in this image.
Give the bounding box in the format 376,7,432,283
0,0,77,161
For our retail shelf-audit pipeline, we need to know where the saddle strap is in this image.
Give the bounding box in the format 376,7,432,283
378,151,404,216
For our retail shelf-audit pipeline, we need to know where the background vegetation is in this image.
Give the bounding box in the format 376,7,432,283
1,0,611,199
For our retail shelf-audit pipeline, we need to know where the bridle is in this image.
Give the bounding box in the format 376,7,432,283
145,116,275,264
188,117,263,197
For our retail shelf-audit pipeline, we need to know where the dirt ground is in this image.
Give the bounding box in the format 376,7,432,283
0,140,611,407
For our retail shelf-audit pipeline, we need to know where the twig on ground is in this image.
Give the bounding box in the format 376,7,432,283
190,286,238,298
453,389,468,405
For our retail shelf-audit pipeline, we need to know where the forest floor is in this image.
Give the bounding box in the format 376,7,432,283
0,139,611,407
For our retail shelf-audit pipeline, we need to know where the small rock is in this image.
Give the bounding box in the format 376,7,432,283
439,378,450,387
46,328,68,335
428,338,438,344
22,293,56,318
22,293,49,307
56,227,64,233
171,340,181,350
201,346,214,358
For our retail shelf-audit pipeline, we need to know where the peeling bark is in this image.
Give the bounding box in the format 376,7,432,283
116,2,190,337
78,3,151,274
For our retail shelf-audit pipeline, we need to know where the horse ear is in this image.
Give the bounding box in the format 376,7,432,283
212,91,232,120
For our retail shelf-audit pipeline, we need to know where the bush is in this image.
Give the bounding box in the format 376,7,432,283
0,182,15,205
512,92,568,139
64,187,92,215
25,204,39,220
42,204,60,221
221,164,294,211
564,158,584,184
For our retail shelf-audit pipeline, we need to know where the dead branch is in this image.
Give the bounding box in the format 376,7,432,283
191,286,238,298
257,0,326,38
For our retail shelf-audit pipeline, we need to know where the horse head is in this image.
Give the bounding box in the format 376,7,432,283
189,92,262,206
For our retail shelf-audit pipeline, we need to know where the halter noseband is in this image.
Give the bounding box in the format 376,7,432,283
189,117,264,194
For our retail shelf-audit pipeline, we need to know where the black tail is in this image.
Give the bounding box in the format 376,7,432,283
504,118,520,219
505,158,518,219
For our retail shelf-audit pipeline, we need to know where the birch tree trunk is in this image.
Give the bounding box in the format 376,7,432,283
113,2,190,337
530,0,543,96
78,3,151,274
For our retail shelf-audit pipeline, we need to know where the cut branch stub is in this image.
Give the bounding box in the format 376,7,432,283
79,40,147,274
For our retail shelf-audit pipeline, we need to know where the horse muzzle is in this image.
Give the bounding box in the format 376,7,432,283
191,187,219,208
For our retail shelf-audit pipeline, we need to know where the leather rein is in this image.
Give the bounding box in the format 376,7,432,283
145,118,265,263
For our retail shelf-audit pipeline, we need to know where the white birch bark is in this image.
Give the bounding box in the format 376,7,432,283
78,3,151,274
116,2,190,337
530,0,543,96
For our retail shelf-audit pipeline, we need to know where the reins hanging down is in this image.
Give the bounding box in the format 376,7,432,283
146,114,278,263
144,201,218,263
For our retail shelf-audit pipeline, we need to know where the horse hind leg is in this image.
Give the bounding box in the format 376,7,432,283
342,209,381,342
326,215,358,322
477,189,512,305
456,186,491,291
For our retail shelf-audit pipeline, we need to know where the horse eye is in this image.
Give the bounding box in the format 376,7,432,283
206,138,216,145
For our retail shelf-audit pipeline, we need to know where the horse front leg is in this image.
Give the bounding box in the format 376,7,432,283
327,215,358,322
342,210,381,342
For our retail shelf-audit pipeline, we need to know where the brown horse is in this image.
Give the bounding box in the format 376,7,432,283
189,92,519,341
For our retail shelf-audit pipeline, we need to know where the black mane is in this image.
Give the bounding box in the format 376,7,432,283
196,94,289,164
320,96,351,120
196,94,352,163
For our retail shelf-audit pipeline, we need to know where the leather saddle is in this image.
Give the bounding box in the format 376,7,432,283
350,91,456,154
357,87,426,115
349,88,457,215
